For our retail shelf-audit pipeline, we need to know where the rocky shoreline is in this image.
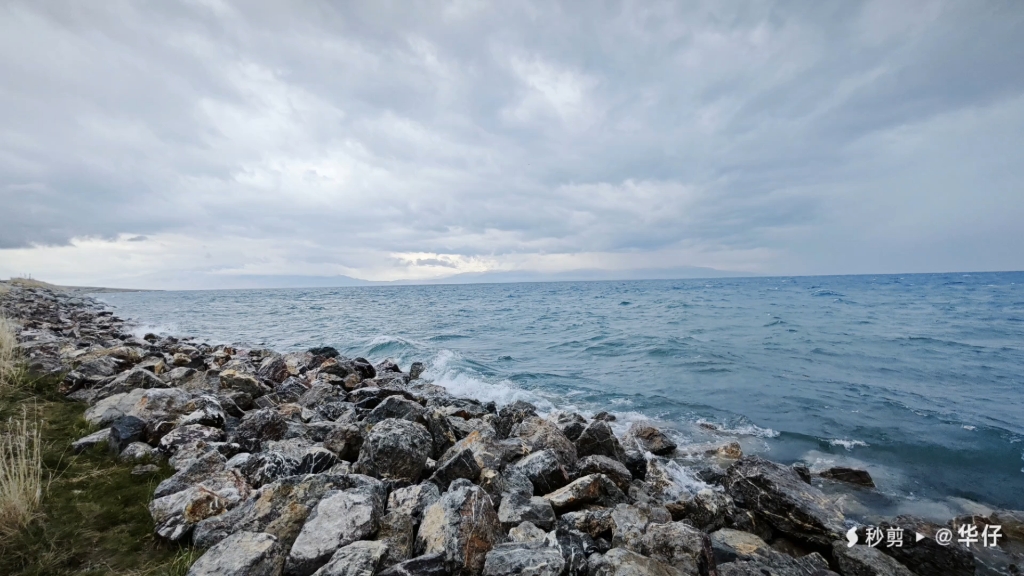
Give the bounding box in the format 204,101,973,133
2,283,1021,576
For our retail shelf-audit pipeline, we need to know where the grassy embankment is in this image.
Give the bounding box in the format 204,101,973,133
0,283,198,575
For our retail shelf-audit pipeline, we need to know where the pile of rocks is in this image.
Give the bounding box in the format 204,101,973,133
3,283,1020,576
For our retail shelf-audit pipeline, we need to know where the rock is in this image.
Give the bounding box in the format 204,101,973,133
258,355,290,384
430,447,482,490
677,488,735,532
509,521,548,543
724,456,845,546
483,542,566,576
388,482,441,522
322,423,363,461
513,416,577,468
84,387,192,427
417,481,505,576
308,346,340,359
871,517,976,576
194,474,379,551
159,424,225,455
425,410,459,458
149,470,252,541
286,480,387,576
186,531,285,576
710,528,772,564
275,377,310,403
621,450,647,481
378,553,449,576
546,527,594,576
377,511,416,568
498,492,556,531
365,396,428,426
311,540,388,576
575,455,632,492
559,508,614,540
101,367,167,395
513,450,570,495
441,429,528,472
832,541,915,576
593,412,616,422
180,395,227,428
624,422,677,456
119,441,159,462
72,428,111,453
409,362,425,380
162,366,195,384
543,474,627,513
792,463,812,484
640,521,708,574
556,412,587,442
239,451,298,488
587,547,687,576
155,450,227,498
610,504,656,553
575,420,626,462
820,466,875,488
231,408,289,452
495,400,538,439
297,447,338,474
356,419,433,483
107,415,146,455
76,355,122,380
477,466,533,509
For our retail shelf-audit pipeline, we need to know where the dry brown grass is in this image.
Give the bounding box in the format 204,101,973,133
0,408,43,543
8,278,60,290
0,314,19,389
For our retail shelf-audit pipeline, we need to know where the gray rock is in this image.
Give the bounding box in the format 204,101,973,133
624,422,677,456
478,466,534,509
322,423,363,461
258,354,290,384
132,463,160,476
509,521,548,543
84,387,192,427
377,511,416,568
179,395,227,428
543,474,627,513
483,542,565,576
100,367,167,395
559,508,615,540
296,447,338,474
364,396,427,426
378,553,449,576
108,415,147,455
833,541,916,576
387,482,441,522
72,428,111,453
239,451,298,488
575,420,626,462
494,400,538,439
556,412,587,442
441,429,529,472
311,540,388,576
610,504,663,554
587,547,687,576
285,480,388,576
545,528,594,576
186,531,285,576
677,488,735,532
155,450,227,498
710,528,773,564
417,481,505,576
231,408,289,453
425,410,460,459
575,455,632,492
119,441,159,462
717,552,837,576
356,419,433,483
512,450,570,495
498,492,556,531
430,447,482,490
220,369,269,398
162,366,195,384
640,521,708,574
724,456,845,546
513,416,577,468
871,517,976,576
149,470,252,541
409,362,426,380
158,424,225,455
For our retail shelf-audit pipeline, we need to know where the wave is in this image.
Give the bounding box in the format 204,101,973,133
828,438,869,450
695,418,781,439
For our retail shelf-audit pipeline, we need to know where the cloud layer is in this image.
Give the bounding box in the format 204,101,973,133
2,1,1022,288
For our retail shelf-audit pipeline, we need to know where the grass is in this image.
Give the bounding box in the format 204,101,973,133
0,314,17,388
0,306,198,575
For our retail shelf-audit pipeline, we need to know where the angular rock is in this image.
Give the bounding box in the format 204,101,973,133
498,492,556,531
509,521,548,543
220,369,268,398
179,395,227,428
377,511,416,568
820,466,875,488
872,517,975,576
84,387,192,427
388,482,441,522
624,422,677,456
258,354,290,384
833,541,915,576
441,429,528,472
107,415,147,455
311,540,388,576
546,527,594,576
119,441,159,462
158,424,225,455
231,408,288,453
297,447,338,474
378,553,449,576
356,419,433,483
677,488,735,532
483,542,565,576
286,479,388,576
588,547,687,576
186,531,285,576
416,481,505,576
429,447,482,490
575,420,626,462
575,455,632,492
425,410,459,459
239,451,298,488
365,396,427,426
479,466,534,508
513,416,577,468
724,456,845,546
322,423,363,461
494,400,538,439
150,470,252,541
543,474,627,513
155,450,227,498
710,528,772,564
640,521,708,574
72,428,111,454
513,450,570,495
409,362,425,380
556,412,587,442
559,508,614,540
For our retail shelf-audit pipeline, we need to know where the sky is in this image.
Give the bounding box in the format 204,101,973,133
1,1,1022,289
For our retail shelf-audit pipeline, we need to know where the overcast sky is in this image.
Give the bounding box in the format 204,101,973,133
1,1,1022,288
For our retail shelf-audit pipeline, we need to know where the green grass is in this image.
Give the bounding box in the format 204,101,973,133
0,369,200,575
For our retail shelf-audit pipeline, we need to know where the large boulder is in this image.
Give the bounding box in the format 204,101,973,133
497,492,556,531
220,369,269,398
832,541,915,576
724,456,845,546
623,422,677,456
555,412,587,442
587,547,687,576
186,531,286,576
429,447,482,490
387,482,441,523
83,387,192,427
512,450,570,495
377,511,416,568
230,408,289,452
149,470,251,541
311,540,388,576
483,542,566,576
640,521,709,574
575,455,632,492
494,401,538,439
155,450,226,498
356,419,433,483
364,396,428,426
543,474,627,513
285,480,388,576
513,416,577,468
416,480,505,576
574,420,626,462
322,423,363,461
441,429,529,472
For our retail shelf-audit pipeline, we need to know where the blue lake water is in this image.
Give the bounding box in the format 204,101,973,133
94,272,1024,511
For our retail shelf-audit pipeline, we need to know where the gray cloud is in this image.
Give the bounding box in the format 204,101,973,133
1,0,1022,286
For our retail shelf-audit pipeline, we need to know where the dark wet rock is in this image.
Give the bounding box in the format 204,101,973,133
588,547,686,576
792,463,812,484
512,449,570,495
409,361,426,380
640,521,709,574
308,346,340,359
497,492,556,531
159,424,225,455
378,553,449,576
376,358,403,373
724,456,845,546
185,531,286,576
322,423,363,461
430,447,482,490
832,541,915,576
624,422,677,456
425,410,460,458
350,357,376,380
72,428,111,453
416,480,505,576
820,466,875,488
231,408,288,453
220,390,253,415
239,451,298,488
311,540,388,576
547,527,594,576
387,482,441,523
364,396,428,426
725,509,774,542
556,412,588,442
377,511,416,568
514,416,578,467
494,400,538,439
575,420,626,462
576,455,633,492
593,411,616,422
356,418,433,483
441,429,529,471
544,474,627,513
622,450,647,481
509,521,548,543
871,517,976,576
285,479,387,576
559,508,615,540
483,541,566,576
296,447,338,474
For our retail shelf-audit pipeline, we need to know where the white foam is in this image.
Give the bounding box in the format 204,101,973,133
653,457,714,498
422,349,555,411
962,425,976,431
828,439,869,450
127,323,177,339
695,418,780,438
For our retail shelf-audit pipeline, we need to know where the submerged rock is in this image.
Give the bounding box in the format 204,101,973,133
820,466,875,487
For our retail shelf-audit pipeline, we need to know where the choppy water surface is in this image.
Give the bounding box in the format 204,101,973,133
95,272,1024,512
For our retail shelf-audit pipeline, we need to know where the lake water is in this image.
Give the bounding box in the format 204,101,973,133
94,272,1024,512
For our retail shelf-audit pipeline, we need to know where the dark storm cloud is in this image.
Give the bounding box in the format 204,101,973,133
1,0,1023,284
